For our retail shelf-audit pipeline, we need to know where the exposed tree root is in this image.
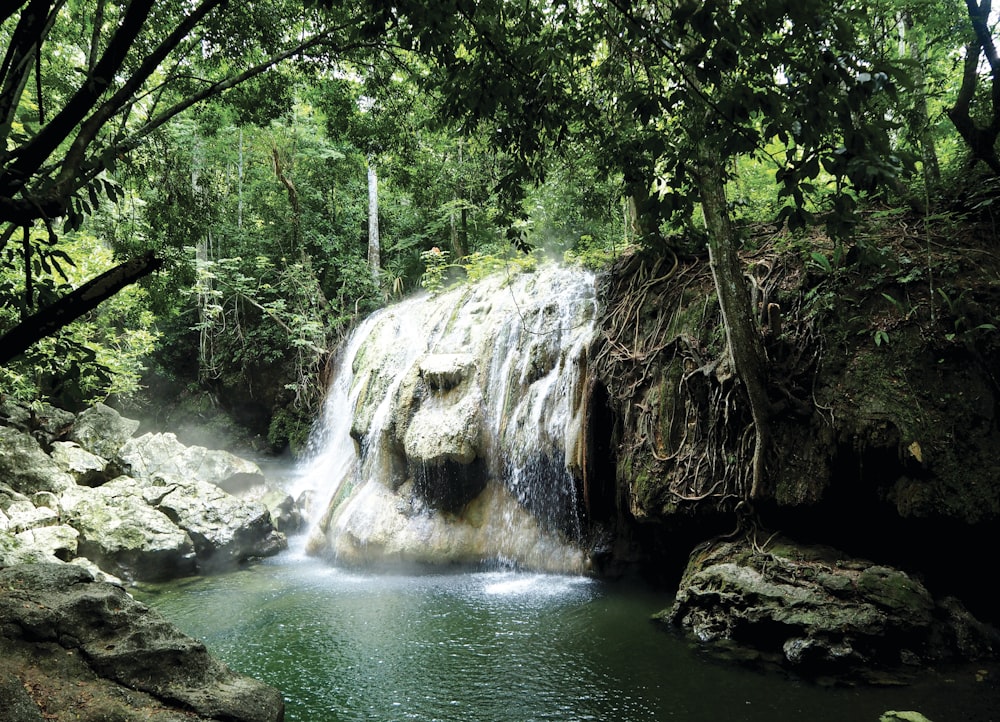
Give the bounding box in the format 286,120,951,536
591,242,822,517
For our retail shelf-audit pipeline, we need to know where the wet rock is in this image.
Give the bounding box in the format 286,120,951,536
661,535,999,679
419,353,476,391
393,354,488,510
316,480,588,574
67,402,140,460
412,457,489,513
0,563,284,722
0,427,74,494
256,487,304,533
116,431,265,489
59,479,197,581
880,713,934,722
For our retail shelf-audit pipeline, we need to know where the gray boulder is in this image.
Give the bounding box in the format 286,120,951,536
0,427,74,494
661,535,999,679
14,524,79,561
0,563,284,722
59,479,197,581
256,487,304,533
117,432,265,489
50,441,111,486
68,402,140,459
0,400,75,445
1,482,59,533
144,474,287,568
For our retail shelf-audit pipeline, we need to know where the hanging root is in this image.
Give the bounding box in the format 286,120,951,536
593,242,822,514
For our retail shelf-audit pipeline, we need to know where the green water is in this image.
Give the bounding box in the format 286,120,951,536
135,548,999,722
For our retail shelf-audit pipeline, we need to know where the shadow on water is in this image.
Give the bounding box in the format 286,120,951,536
134,544,1000,722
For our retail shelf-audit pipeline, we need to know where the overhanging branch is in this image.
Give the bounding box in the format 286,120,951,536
0,250,162,365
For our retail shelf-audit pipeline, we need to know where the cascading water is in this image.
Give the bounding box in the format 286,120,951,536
293,262,599,574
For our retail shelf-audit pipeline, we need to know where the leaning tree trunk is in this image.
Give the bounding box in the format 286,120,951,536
0,251,163,365
692,147,771,500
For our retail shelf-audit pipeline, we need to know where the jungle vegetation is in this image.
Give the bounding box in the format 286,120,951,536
1,0,998,458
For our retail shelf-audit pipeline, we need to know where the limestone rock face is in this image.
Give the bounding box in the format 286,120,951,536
0,563,284,722
394,353,488,511
662,536,999,678
308,265,599,572
0,427,74,494
117,431,265,489
315,481,588,574
68,402,140,460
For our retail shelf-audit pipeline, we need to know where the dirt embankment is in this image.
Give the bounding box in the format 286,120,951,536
586,209,1000,619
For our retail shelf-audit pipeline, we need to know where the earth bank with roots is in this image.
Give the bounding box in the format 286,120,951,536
585,218,1000,679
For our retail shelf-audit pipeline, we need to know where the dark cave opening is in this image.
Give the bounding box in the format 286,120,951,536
764,442,997,623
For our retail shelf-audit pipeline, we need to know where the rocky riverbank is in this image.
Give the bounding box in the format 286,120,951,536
0,564,284,722
585,224,1000,680
1,400,303,721
1,401,302,580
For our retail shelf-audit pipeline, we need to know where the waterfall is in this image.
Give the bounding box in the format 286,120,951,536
295,263,598,574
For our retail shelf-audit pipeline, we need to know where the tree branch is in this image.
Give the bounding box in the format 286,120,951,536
948,1,1000,173
0,0,59,150
0,0,32,25
1,0,155,195
0,250,163,365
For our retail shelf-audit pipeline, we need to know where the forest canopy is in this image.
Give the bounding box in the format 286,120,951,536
1,0,998,451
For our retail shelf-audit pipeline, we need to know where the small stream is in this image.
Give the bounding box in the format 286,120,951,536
134,545,998,722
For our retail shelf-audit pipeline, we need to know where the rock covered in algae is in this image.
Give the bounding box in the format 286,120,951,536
660,535,999,679
0,563,284,722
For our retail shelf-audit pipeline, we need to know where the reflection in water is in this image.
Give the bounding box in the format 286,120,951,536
135,550,999,722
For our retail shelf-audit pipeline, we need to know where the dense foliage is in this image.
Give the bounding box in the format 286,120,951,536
2,0,998,453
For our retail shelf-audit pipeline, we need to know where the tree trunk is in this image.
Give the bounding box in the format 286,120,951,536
453,140,467,259
0,251,163,365
948,0,1000,174
237,126,244,230
900,12,940,191
692,147,771,500
367,159,380,281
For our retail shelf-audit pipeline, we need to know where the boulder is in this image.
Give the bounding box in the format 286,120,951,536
0,400,75,446
144,474,287,568
59,479,197,581
256,487,304,533
14,525,79,561
661,535,999,679
0,427,74,494
0,563,284,722
0,483,59,534
116,432,265,489
67,402,140,459
49,441,111,486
